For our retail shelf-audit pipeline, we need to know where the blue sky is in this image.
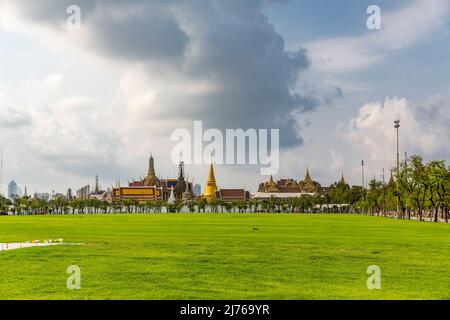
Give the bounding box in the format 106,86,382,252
0,0,449,194
266,0,397,40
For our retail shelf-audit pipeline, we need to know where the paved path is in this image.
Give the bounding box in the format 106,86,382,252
0,241,82,251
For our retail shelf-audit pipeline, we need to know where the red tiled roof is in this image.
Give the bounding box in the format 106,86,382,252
215,189,250,201
219,189,245,198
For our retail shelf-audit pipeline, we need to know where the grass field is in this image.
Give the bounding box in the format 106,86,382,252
0,213,449,300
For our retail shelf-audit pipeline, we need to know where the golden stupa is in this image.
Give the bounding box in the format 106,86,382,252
203,162,218,202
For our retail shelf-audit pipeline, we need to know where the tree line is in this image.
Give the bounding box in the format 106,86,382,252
1,155,448,222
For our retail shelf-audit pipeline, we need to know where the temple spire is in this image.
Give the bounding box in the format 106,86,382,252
203,162,218,202
266,174,279,192
388,169,395,187
178,161,185,181
207,162,216,183
304,160,312,182
182,179,193,202
339,172,346,185
301,160,318,193
145,154,157,186
168,186,176,204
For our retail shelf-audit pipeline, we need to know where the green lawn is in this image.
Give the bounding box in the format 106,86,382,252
0,214,449,300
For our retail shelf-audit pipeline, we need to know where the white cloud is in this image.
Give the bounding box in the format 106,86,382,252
330,149,344,171
306,0,450,73
0,74,120,172
342,96,450,170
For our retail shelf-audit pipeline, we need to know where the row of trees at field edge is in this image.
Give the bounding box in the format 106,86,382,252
0,156,448,222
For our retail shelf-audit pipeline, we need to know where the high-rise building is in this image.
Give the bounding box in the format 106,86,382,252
193,184,202,196
67,188,73,200
7,180,18,199
76,185,90,199
95,175,100,194
34,193,50,201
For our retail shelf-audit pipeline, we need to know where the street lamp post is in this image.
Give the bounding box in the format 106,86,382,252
360,160,366,214
394,119,400,218
381,168,386,217
361,160,365,201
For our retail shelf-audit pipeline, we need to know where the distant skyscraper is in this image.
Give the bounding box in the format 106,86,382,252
0,148,3,196
76,185,90,200
193,183,202,196
7,180,18,199
67,188,73,199
34,193,50,201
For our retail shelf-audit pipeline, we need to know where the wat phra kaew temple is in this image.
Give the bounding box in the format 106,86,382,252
112,155,251,204
112,154,330,204
113,155,195,203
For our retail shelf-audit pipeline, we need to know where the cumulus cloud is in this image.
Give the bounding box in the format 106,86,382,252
342,96,450,169
1,0,323,147
0,74,121,178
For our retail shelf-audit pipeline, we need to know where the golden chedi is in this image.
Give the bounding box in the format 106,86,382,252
203,162,218,202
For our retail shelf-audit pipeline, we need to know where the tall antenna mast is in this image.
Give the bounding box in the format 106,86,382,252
0,148,3,196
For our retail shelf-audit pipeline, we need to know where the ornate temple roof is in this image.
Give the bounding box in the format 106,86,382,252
299,165,320,193
257,164,321,194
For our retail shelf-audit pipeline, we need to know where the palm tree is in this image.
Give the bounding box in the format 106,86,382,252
0,195,10,215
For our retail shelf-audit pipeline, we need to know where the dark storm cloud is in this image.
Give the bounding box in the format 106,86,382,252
11,0,188,63
9,0,325,147
85,8,188,62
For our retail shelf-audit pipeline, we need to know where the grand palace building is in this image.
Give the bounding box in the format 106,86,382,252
112,154,327,204
111,155,251,204
252,166,328,199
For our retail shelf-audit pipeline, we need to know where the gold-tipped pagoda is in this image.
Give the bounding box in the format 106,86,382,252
203,162,218,202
